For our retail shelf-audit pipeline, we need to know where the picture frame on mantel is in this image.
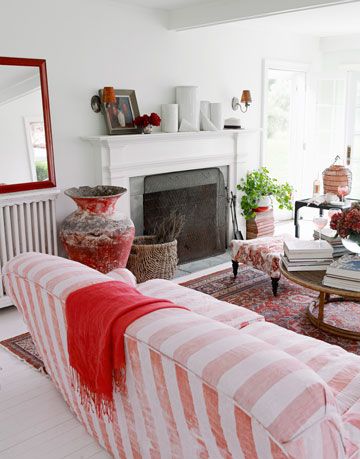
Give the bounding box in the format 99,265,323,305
99,89,141,135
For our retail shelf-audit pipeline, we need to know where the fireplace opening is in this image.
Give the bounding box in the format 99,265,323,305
143,168,227,264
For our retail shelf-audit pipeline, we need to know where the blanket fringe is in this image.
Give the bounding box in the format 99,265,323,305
70,367,117,421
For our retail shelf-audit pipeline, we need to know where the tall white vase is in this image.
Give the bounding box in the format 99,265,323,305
161,104,178,133
200,100,210,131
200,100,210,118
175,86,199,131
210,102,223,130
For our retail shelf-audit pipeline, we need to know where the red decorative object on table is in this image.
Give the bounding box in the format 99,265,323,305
330,203,360,238
60,186,135,273
134,112,161,133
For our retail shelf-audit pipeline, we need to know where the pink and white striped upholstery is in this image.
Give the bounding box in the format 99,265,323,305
3,252,359,459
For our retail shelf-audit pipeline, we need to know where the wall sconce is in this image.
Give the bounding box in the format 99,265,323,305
91,86,116,113
232,90,252,112
102,86,116,106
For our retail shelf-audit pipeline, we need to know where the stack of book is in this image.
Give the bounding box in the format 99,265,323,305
323,255,360,291
281,239,333,271
313,228,349,258
246,209,274,240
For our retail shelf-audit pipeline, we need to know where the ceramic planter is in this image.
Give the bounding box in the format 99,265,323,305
60,186,135,274
254,195,272,212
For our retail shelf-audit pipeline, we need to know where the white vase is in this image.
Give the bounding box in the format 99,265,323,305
179,119,198,132
200,112,217,131
161,104,178,133
256,196,271,208
210,102,223,130
175,86,199,130
200,100,210,117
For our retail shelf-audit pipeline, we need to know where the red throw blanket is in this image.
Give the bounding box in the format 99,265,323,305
65,280,188,419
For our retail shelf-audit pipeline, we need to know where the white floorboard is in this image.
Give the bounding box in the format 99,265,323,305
0,261,233,459
0,306,111,459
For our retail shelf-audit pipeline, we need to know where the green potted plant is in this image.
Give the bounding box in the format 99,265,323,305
237,167,293,220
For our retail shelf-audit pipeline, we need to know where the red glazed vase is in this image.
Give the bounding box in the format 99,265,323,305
60,186,135,274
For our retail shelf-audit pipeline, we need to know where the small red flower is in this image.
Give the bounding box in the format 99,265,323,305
149,112,161,127
133,116,143,127
142,114,150,127
330,203,360,238
134,112,161,129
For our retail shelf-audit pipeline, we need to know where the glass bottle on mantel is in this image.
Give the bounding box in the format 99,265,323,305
313,173,321,197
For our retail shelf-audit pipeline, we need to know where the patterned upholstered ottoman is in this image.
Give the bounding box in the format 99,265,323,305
230,234,294,296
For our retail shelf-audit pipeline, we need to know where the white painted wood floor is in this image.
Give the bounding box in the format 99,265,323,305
0,262,229,459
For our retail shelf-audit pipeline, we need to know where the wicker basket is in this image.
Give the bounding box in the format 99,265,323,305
126,235,178,283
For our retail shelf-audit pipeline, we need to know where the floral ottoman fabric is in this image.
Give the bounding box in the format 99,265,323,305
230,235,294,279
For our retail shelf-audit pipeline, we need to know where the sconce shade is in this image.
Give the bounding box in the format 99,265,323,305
241,90,252,104
102,86,116,104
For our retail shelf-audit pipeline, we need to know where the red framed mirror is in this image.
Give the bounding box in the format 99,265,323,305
0,56,56,193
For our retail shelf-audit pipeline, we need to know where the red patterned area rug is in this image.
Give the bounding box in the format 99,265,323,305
181,265,360,355
0,332,45,371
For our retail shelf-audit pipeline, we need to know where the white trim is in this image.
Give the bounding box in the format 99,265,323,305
168,0,358,31
82,129,259,145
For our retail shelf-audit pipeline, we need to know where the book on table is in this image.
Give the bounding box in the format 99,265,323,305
323,275,360,291
284,239,333,260
322,254,360,291
325,255,360,281
313,230,349,257
281,255,331,271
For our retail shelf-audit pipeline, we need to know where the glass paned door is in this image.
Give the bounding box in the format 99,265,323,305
346,72,360,198
313,78,346,174
263,68,306,220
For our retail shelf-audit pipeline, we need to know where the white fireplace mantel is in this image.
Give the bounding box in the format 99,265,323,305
82,129,261,237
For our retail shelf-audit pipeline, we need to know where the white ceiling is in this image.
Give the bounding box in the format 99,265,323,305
120,0,212,10
240,1,360,36
119,0,360,36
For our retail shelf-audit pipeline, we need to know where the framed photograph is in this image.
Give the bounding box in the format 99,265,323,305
99,89,141,135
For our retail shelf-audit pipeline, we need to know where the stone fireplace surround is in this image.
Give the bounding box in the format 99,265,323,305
83,130,260,244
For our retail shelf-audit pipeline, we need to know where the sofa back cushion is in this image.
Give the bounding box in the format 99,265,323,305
126,307,342,445
137,278,264,330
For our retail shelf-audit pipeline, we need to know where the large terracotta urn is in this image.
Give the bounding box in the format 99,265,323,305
60,186,135,274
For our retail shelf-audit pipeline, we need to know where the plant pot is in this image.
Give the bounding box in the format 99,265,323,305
342,233,360,255
143,125,152,134
60,186,135,274
253,195,271,212
126,235,178,282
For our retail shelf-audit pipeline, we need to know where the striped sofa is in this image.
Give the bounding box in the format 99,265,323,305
3,252,360,459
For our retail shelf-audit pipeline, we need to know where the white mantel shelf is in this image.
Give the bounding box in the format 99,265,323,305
82,128,260,145
83,128,261,239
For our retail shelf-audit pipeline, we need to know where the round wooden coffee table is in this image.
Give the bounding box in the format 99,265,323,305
279,261,360,340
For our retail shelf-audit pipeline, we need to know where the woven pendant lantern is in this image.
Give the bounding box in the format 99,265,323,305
322,155,352,197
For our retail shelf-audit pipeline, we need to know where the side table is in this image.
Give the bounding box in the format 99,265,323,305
294,198,355,238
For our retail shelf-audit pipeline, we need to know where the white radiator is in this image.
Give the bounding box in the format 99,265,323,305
0,189,59,308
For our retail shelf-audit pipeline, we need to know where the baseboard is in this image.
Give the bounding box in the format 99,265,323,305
0,295,12,309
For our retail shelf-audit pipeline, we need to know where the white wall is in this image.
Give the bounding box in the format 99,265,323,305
0,0,321,222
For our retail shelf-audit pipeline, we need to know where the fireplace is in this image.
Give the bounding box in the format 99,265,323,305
142,168,227,264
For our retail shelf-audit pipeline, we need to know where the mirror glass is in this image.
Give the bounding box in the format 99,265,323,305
0,58,55,192
0,63,51,188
